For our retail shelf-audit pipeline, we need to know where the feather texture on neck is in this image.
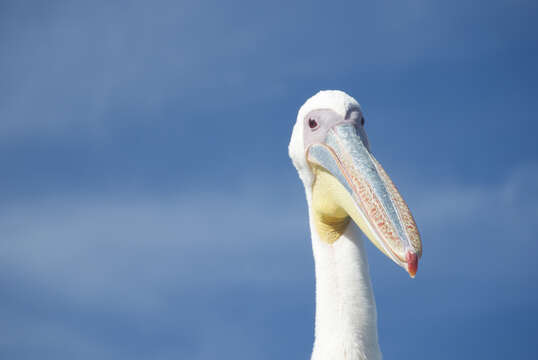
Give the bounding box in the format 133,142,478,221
309,216,382,360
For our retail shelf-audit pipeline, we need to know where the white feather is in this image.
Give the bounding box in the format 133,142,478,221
289,90,382,360
289,90,360,193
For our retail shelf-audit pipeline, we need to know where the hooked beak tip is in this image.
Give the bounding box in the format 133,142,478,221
406,251,418,278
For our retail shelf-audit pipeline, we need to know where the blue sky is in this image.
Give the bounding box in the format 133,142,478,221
1,1,537,359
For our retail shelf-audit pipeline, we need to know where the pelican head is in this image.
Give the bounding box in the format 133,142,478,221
289,90,422,276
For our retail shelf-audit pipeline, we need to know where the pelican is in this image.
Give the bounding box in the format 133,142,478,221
288,90,422,360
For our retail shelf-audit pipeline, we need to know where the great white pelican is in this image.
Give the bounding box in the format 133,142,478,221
288,90,422,360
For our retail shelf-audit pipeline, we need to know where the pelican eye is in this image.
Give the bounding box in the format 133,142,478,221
308,118,318,129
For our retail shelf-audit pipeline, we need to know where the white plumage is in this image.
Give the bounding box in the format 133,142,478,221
289,91,381,360
289,90,421,359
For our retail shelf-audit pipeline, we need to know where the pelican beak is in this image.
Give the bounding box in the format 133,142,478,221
307,123,422,277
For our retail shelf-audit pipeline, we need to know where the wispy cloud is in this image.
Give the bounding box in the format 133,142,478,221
2,0,534,141
413,162,538,278
1,1,537,358
0,176,316,312
1,163,537,358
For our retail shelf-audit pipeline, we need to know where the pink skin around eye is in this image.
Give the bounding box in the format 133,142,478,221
309,119,318,129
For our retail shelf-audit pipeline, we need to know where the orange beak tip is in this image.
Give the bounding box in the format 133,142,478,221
406,251,418,278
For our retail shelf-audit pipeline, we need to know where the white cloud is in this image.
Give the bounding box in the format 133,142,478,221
405,163,538,283
1,163,537,358
0,183,311,314
0,179,314,359
0,2,267,140
2,0,531,141
2,163,536,314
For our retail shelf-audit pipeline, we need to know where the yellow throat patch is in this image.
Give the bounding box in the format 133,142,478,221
310,165,377,246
